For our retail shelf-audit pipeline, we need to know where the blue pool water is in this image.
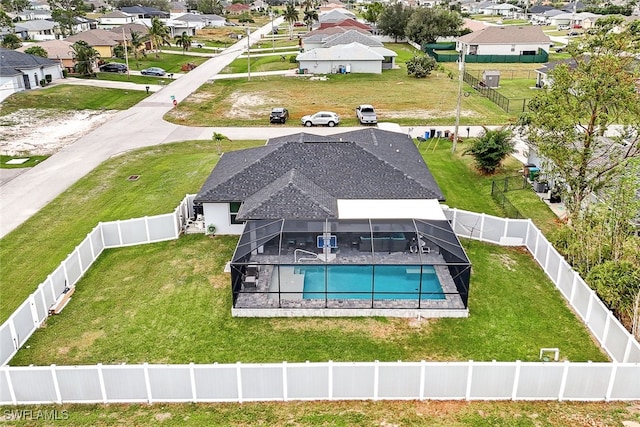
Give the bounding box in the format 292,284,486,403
301,265,445,300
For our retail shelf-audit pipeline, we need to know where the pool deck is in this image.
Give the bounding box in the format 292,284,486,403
232,248,468,318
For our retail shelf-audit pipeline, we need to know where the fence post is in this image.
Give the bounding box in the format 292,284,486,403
51,364,62,404
236,362,243,403
189,362,197,402
97,363,107,403
622,338,633,363
3,368,16,405
99,222,105,250
28,294,40,328
419,360,425,400
569,274,579,303
88,228,96,262
144,216,151,243
479,214,486,242
558,361,570,401
585,291,595,324
465,361,473,400
8,318,18,352
282,361,288,401
373,360,379,401
602,315,612,350
328,360,333,400
117,220,123,246
511,360,521,400
605,362,618,401
143,363,152,404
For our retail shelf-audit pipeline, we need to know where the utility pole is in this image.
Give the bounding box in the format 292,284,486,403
247,27,251,81
452,44,466,153
122,26,130,80
270,11,275,53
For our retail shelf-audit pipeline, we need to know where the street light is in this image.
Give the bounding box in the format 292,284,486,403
247,27,251,81
270,11,275,53
452,43,466,153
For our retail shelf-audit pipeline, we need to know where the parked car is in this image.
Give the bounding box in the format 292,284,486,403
99,63,127,73
269,107,289,124
567,30,580,36
141,67,166,76
293,21,305,27
301,111,340,127
355,104,377,125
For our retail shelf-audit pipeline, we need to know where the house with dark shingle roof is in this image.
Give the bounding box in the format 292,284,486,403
194,128,471,318
0,48,63,102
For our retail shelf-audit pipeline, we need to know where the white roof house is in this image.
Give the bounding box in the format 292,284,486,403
457,26,551,56
297,42,396,74
98,11,136,29
19,20,58,41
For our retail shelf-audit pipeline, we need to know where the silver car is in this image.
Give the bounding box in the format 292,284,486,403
301,111,340,127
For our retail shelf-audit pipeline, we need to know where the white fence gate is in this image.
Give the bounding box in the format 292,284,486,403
0,204,638,403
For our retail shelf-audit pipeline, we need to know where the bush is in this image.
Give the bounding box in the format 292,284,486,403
288,55,297,63
463,128,514,174
113,44,125,59
62,69,68,78
406,54,437,78
39,79,47,87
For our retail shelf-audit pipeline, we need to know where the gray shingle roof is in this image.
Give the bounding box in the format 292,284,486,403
0,47,59,77
195,128,445,220
322,30,382,47
458,26,551,44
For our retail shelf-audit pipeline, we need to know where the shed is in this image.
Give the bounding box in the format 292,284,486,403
482,70,500,88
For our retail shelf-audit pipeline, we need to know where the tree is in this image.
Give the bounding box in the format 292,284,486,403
0,9,13,28
148,16,171,58
196,0,223,15
129,30,146,60
212,132,227,155
406,54,437,78
302,8,317,30
587,261,640,339
378,2,413,43
174,31,192,54
524,16,640,222
1,33,21,49
49,0,86,36
405,7,463,45
463,128,514,174
71,40,99,76
24,45,49,57
1,0,29,13
362,1,383,25
283,2,299,39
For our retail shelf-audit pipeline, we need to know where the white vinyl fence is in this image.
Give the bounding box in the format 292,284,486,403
0,205,638,403
0,195,195,368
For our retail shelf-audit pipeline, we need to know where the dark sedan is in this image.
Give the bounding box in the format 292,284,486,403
99,63,127,73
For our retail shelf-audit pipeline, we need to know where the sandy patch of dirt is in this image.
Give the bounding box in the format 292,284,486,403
186,91,216,104
496,253,517,271
383,109,479,119
0,109,117,156
227,92,276,118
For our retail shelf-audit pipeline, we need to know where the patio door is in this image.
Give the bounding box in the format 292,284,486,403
22,74,31,90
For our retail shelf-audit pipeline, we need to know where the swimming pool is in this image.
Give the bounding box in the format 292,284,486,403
300,265,445,300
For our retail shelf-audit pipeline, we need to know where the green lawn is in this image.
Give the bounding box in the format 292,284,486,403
86,72,167,85
0,155,49,168
0,86,149,116
221,54,298,74
3,136,602,366
1,401,637,426
109,52,209,73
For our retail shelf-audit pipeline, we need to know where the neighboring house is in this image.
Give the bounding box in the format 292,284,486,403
1,25,29,40
166,13,227,35
28,0,50,10
65,29,119,58
72,16,99,33
225,3,250,15
19,20,58,41
193,128,470,317
297,42,396,74
98,11,136,29
534,57,578,87
169,1,188,15
547,12,599,27
16,39,75,71
319,0,347,13
30,9,53,20
530,9,564,26
318,18,372,32
462,17,488,33
457,26,551,57
0,47,63,102
120,6,169,19
318,9,357,23
482,3,521,17
301,30,397,69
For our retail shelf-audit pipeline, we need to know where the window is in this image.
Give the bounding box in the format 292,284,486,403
511,44,515,52
230,202,242,224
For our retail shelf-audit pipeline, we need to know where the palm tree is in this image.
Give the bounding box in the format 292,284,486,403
303,8,318,30
148,17,171,58
212,132,227,155
174,31,192,54
283,2,299,39
129,30,146,60
71,40,100,76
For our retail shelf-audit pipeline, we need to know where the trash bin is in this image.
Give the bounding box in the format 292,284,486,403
528,167,540,182
444,130,450,138
430,129,436,139
436,130,442,138
424,131,430,139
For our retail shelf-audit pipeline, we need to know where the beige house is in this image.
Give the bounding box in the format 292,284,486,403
16,40,75,72
65,29,120,58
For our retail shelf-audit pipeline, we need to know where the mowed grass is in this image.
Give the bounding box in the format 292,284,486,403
221,54,298,74
2,401,638,426
0,155,49,169
165,71,508,127
10,235,607,365
109,52,209,73
0,85,149,116
4,137,603,365
0,140,261,322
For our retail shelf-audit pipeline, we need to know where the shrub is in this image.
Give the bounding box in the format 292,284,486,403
406,54,437,78
113,44,125,59
39,79,47,87
288,55,297,63
463,128,514,174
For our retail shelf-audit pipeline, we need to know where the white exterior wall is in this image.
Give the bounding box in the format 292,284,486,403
298,59,381,74
99,16,135,25
27,30,56,41
0,76,23,103
475,43,548,55
202,202,245,235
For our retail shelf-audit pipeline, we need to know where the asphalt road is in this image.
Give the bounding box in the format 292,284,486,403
0,18,490,238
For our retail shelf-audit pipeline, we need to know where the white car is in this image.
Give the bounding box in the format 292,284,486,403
301,111,340,127
355,104,377,125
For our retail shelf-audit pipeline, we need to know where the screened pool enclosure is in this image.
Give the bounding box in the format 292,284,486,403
230,219,471,316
